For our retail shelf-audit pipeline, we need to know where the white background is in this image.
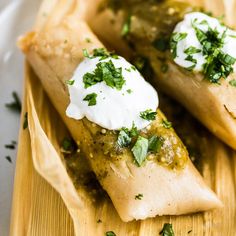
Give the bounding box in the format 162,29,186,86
0,0,41,235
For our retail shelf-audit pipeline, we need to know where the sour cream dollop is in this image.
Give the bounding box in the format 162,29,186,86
66,55,159,130
172,12,236,71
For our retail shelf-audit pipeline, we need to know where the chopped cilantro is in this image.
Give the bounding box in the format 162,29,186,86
131,65,136,71
159,223,175,236
190,22,235,83
184,46,201,55
23,112,28,130
130,123,139,137
106,231,116,236
132,136,149,166
203,51,236,83
5,156,12,163
125,68,131,72
85,38,91,43
200,19,208,25
229,79,236,87
121,15,131,37
66,80,75,85
83,93,97,106
162,120,172,129
132,56,146,71
94,48,118,60
127,89,132,94
61,137,77,153
185,55,197,71
117,129,132,148
82,48,90,58
135,193,143,200
83,48,118,60
140,109,157,121
83,60,125,90
117,123,138,148
5,141,17,150
148,135,164,153
170,32,187,58
5,91,21,113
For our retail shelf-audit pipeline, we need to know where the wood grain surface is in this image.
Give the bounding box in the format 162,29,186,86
10,0,236,235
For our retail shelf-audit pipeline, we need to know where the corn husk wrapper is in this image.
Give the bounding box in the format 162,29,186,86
10,0,236,235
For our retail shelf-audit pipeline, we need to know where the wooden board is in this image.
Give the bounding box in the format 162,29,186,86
10,0,236,235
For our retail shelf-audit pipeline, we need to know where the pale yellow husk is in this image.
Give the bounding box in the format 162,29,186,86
10,0,236,235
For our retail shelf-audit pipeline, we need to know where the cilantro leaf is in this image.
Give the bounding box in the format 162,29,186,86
170,32,187,58
159,223,175,236
184,46,201,55
83,93,97,106
61,137,77,152
121,15,131,37
106,231,116,236
66,80,75,85
162,120,172,129
135,193,143,200
83,60,125,90
140,109,157,121
117,123,139,148
229,79,236,87
132,136,149,166
5,91,21,113
117,129,132,148
23,112,28,130
148,135,164,153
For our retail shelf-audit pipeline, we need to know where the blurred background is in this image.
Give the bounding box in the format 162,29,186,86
0,0,41,235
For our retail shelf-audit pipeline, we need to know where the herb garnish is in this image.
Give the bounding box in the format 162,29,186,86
106,231,116,236
117,124,138,148
83,60,125,90
83,48,119,61
159,223,175,236
82,48,90,58
121,15,131,37
162,119,172,129
5,141,17,150
66,80,75,85
61,137,77,153
229,79,236,87
184,46,201,55
170,32,187,58
131,136,149,166
5,91,21,113
127,89,132,94
192,21,236,83
5,156,12,163
135,193,143,200
117,129,132,148
85,38,91,43
148,135,164,153
23,112,28,130
83,93,97,106
140,109,157,121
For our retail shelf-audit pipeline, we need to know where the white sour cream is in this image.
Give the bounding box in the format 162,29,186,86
66,56,159,130
172,12,236,71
